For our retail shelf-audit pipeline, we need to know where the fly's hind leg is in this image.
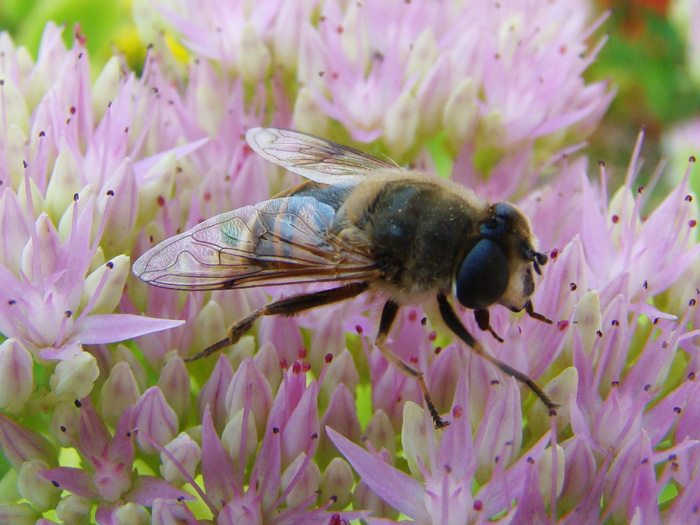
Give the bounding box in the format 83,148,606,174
375,300,449,429
185,281,369,362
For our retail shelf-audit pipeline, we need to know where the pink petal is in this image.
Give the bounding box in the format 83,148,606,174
201,405,237,505
76,314,184,345
327,427,430,522
40,467,99,499
128,475,193,506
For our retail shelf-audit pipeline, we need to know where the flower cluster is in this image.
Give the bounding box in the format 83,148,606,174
0,0,697,523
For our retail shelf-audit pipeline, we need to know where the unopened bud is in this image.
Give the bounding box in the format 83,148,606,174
160,433,201,485
319,457,354,510
92,56,122,119
559,435,596,509
45,149,82,223
318,384,361,465
0,503,39,525
50,402,80,447
80,255,129,315
18,459,61,511
222,408,258,465
238,24,270,82
0,78,29,143
280,452,321,508
101,361,141,428
254,341,282,392
538,444,565,506
293,87,329,138
192,301,226,362
157,356,191,422
114,502,150,525
0,338,33,412
56,494,92,524
365,409,396,457
353,451,399,522
401,401,430,481
196,355,233,432
132,387,179,454
0,189,31,273
49,352,99,400
442,78,477,149
113,344,148,391
225,358,272,436
383,91,419,158
528,366,578,436
320,349,359,406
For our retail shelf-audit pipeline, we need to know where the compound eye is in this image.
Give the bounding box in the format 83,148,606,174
455,239,510,310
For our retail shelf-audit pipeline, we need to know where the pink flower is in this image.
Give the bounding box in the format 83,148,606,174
0,190,183,363
39,398,191,522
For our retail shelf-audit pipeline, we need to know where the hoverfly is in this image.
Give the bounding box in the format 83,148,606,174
133,128,556,428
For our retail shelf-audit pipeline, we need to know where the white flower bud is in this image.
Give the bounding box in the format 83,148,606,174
93,56,123,119
538,444,566,506
160,432,201,485
320,349,359,406
222,408,258,465
443,78,478,150
56,494,92,524
528,366,578,436
46,149,82,224
383,92,419,158
401,401,430,481
6,124,29,188
157,356,191,422
0,503,39,525
192,300,226,360
114,502,150,525
50,402,80,447
406,28,439,81
18,459,61,511
0,78,29,134
319,457,354,510
365,409,396,457
101,362,141,428
80,256,129,315
280,452,321,508
293,87,329,138
238,24,270,83
49,352,99,400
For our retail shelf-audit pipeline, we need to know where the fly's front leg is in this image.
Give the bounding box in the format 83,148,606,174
185,281,369,362
437,294,558,412
374,300,449,429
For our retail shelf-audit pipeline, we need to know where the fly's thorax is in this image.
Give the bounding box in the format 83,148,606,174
338,174,488,296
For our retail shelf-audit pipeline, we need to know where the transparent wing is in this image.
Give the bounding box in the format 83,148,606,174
246,127,401,184
132,197,379,290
